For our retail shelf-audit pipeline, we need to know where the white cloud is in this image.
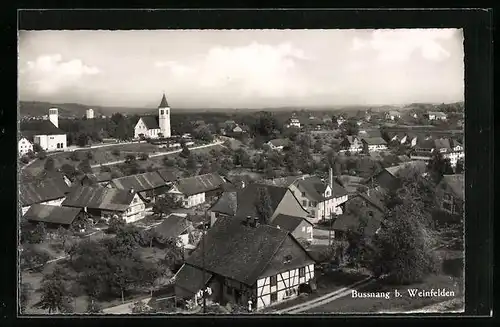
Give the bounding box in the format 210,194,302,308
351,29,456,62
155,42,320,99
20,54,100,94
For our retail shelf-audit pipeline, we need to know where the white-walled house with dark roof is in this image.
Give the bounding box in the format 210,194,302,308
20,108,67,153
18,137,33,157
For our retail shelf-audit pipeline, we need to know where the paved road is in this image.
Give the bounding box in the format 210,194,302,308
90,141,224,168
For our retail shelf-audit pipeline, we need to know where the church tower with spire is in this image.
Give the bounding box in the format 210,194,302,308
158,93,171,138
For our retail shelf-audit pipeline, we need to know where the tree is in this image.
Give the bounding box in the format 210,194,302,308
186,154,197,171
112,149,121,157
86,151,94,160
313,139,324,153
77,134,89,147
139,152,149,161
33,143,43,153
78,159,93,174
180,145,190,158
69,151,80,161
107,216,126,234
86,298,103,314
44,157,55,172
193,126,214,143
20,156,30,164
20,245,51,270
162,238,184,272
341,119,359,136
131,300,151,313
455,158,464,174
427,152,454,183
36,271,74,314
254,186,274,224
125,154,136,163
60,163,77,181
152,195,181,219
163,157,175,167
56,226,72,249
20,282,32,313
33,223,47,243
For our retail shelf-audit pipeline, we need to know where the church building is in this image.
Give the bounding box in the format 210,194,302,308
134,93,172,139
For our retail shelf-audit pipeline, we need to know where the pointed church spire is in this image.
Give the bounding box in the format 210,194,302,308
159,93,169,108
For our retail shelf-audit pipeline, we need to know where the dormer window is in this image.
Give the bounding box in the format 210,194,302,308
284,255,292,264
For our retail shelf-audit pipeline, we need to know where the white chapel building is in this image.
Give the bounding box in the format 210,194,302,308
28,108,67,153
134,93,172,139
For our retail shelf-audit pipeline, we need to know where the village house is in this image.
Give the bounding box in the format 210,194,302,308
153,213,196,250
365,161,428,191
134,93,171,139
285,170,349,223
435,174,464,216
410,137,464,168
20,108,67,152
61,186,146,223
208,183,308,227
331,213,382,240
427,111,448,121
336,116,346,126
267,138,290,151
23,204,85,230
174,216,316,311
339,136,363,153
107,171,170,204
168,173,226,208
19,173,72,215
286,117,301,129
18,137,34,157
385,111,401,121
270,214,314,242
361,137,388,153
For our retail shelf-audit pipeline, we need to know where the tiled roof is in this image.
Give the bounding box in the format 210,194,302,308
62,186,136,212
186,216,304,285
434,138,451,150
270,214,312,232
235,184,293,218
175,173,225,196
156,168,181,183
154,214,190,240
441,174,465,200
356,188,387,213
20,120,66,136
264,175,304,187
268,138,290,147
109,172,166,192
362,137,387,145
159,93,169,108
296,176,328,202
209,191,238,215
81,172,113,184
23,204,82,226
139,116,160,130
19,175,71,206
385,161,427,177
174,264,213,296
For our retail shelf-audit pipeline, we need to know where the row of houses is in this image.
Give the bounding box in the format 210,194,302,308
339,135,388,153
385,110,448,121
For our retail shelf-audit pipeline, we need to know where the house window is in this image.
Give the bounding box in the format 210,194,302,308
301,226,306,232
299,267,306,278
226,286,232,295
302,192,306,197
270,275,277,287
270,292,278,303
302,200,307,207
310,210,315,216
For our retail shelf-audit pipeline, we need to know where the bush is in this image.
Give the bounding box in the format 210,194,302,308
38,151,47,160
20,245,51,270
69,151,80,161
20,156,30,164
86,151,94,160
139,152,149,161
112,149,121,157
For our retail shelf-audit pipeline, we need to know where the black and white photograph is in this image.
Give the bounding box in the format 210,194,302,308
18,26,466,315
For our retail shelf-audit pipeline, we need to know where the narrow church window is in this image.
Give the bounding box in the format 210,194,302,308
160,110,164,115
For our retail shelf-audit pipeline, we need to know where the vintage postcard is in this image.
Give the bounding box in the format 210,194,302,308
18,28,465,315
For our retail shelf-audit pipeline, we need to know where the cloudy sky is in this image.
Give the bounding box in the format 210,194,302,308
18,29,464,109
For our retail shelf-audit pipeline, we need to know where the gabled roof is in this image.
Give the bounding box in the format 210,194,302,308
209,191,238,215
268,138,290,147
434,138,451,150
159,93,169,108
20,120,66,136
81,172,113,184
19,175,71,206
23,204,82,226
332,214,381,237
62,186,136,212
415,138,436,149
156,168,181,183
356,188,387,213
264,175,304,188
174,264,213,296
362,137,387,145
270,214,313,232
175,173,225,196
139,116,160,130
155,214,190,240
234,183,296,218
109,171,166,192
428,111,447,117
440,174,465,201
385,161,427,177
296,176,328,201
186,216,313,285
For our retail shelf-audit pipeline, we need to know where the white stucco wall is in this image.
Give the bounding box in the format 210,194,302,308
159,107,171,138
34,134,67,152
18,138,33,157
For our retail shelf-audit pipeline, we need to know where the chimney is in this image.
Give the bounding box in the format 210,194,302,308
49,108,59,128
246,216,251,225
253,217,260,227
129,188,135,194
329,167,333,188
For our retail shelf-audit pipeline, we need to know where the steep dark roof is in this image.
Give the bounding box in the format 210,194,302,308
187,216,311,285
296,176,327,201
19,175,71,206
332,214,381,237
109,172,166,192
331,180,350,198
209,191,238,215
174,264,213,296
441,174,465,200
23,204,82,226
385,161,428,177
20,120,66,136
271,214,312,232
155,214,190,240
357,189,387,213
175,173,225,196
234,184,289,218
415,138,435,150
159,93,169,108
156,168,181,183
362,137,387,145
81,172,113,184
62,186,136,212
139,116,160,130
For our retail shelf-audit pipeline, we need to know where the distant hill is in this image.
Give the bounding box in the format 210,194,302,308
19,101,149,118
